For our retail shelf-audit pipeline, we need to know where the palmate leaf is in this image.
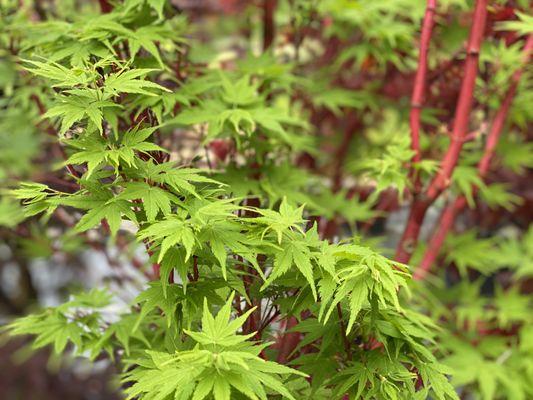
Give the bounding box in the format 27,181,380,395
199,219,257,280
124,0,167,19
49,39,110,66
22,59,94,87
330,352,422,400
44,92,119,134
312,189,377,222
263,238,318,300
131,91,192,124
116,127,167,164
124,294,305,400
451,165,485,208
138,216,196,262
249,107,307,143
138,198,243,269
350,133,414,199
493,286,531,327
441,335,525,400
148,163,223,197
65,127,166,175
444,231,500,276
127,160,222,198
132,280,227,335
220,74,260,107
134,282,185,330
75,198,137,236
128,25,166,67
418,363,459,400
116,181,178,222
318,243,410,332
311,87,375,115
496,134,533,174
254,197,306,244
7,289,111,355
8,312,85,353
65,133,109,176
104,68,171,97
494,226,533,278
496,11,533,35
479,183,522,211
95,314,151,357
256,162,317,208
211,109,256,138
59,189,137,236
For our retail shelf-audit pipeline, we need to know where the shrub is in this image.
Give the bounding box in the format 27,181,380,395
1,1,532,399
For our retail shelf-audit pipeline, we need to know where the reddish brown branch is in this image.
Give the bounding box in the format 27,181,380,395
395,0,488,264
336,303,352,360
414,34,533,279
262,0,276,51
409,0,437,192
192,255,199,281
98,0,113,13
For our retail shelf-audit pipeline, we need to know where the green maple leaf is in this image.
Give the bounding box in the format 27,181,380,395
75,198,136,236
254,197,306,244
104,68,171,97
263,239,318,300
116,181,178,222
124,294,306,400
138,216,196,262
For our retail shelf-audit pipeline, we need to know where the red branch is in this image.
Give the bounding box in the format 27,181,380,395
426,0,488,200
395,0,488,264
409,0,437,192
414,34,533,280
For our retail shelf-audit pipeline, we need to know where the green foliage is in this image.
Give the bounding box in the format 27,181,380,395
124,294,306,400
1,1,532,400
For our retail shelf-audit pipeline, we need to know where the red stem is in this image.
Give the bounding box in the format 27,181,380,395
395,0,488,264
415,34,533,279
425,0,487,201
409,0,437,192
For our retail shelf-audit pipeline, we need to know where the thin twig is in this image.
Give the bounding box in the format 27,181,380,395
336,303,352,360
